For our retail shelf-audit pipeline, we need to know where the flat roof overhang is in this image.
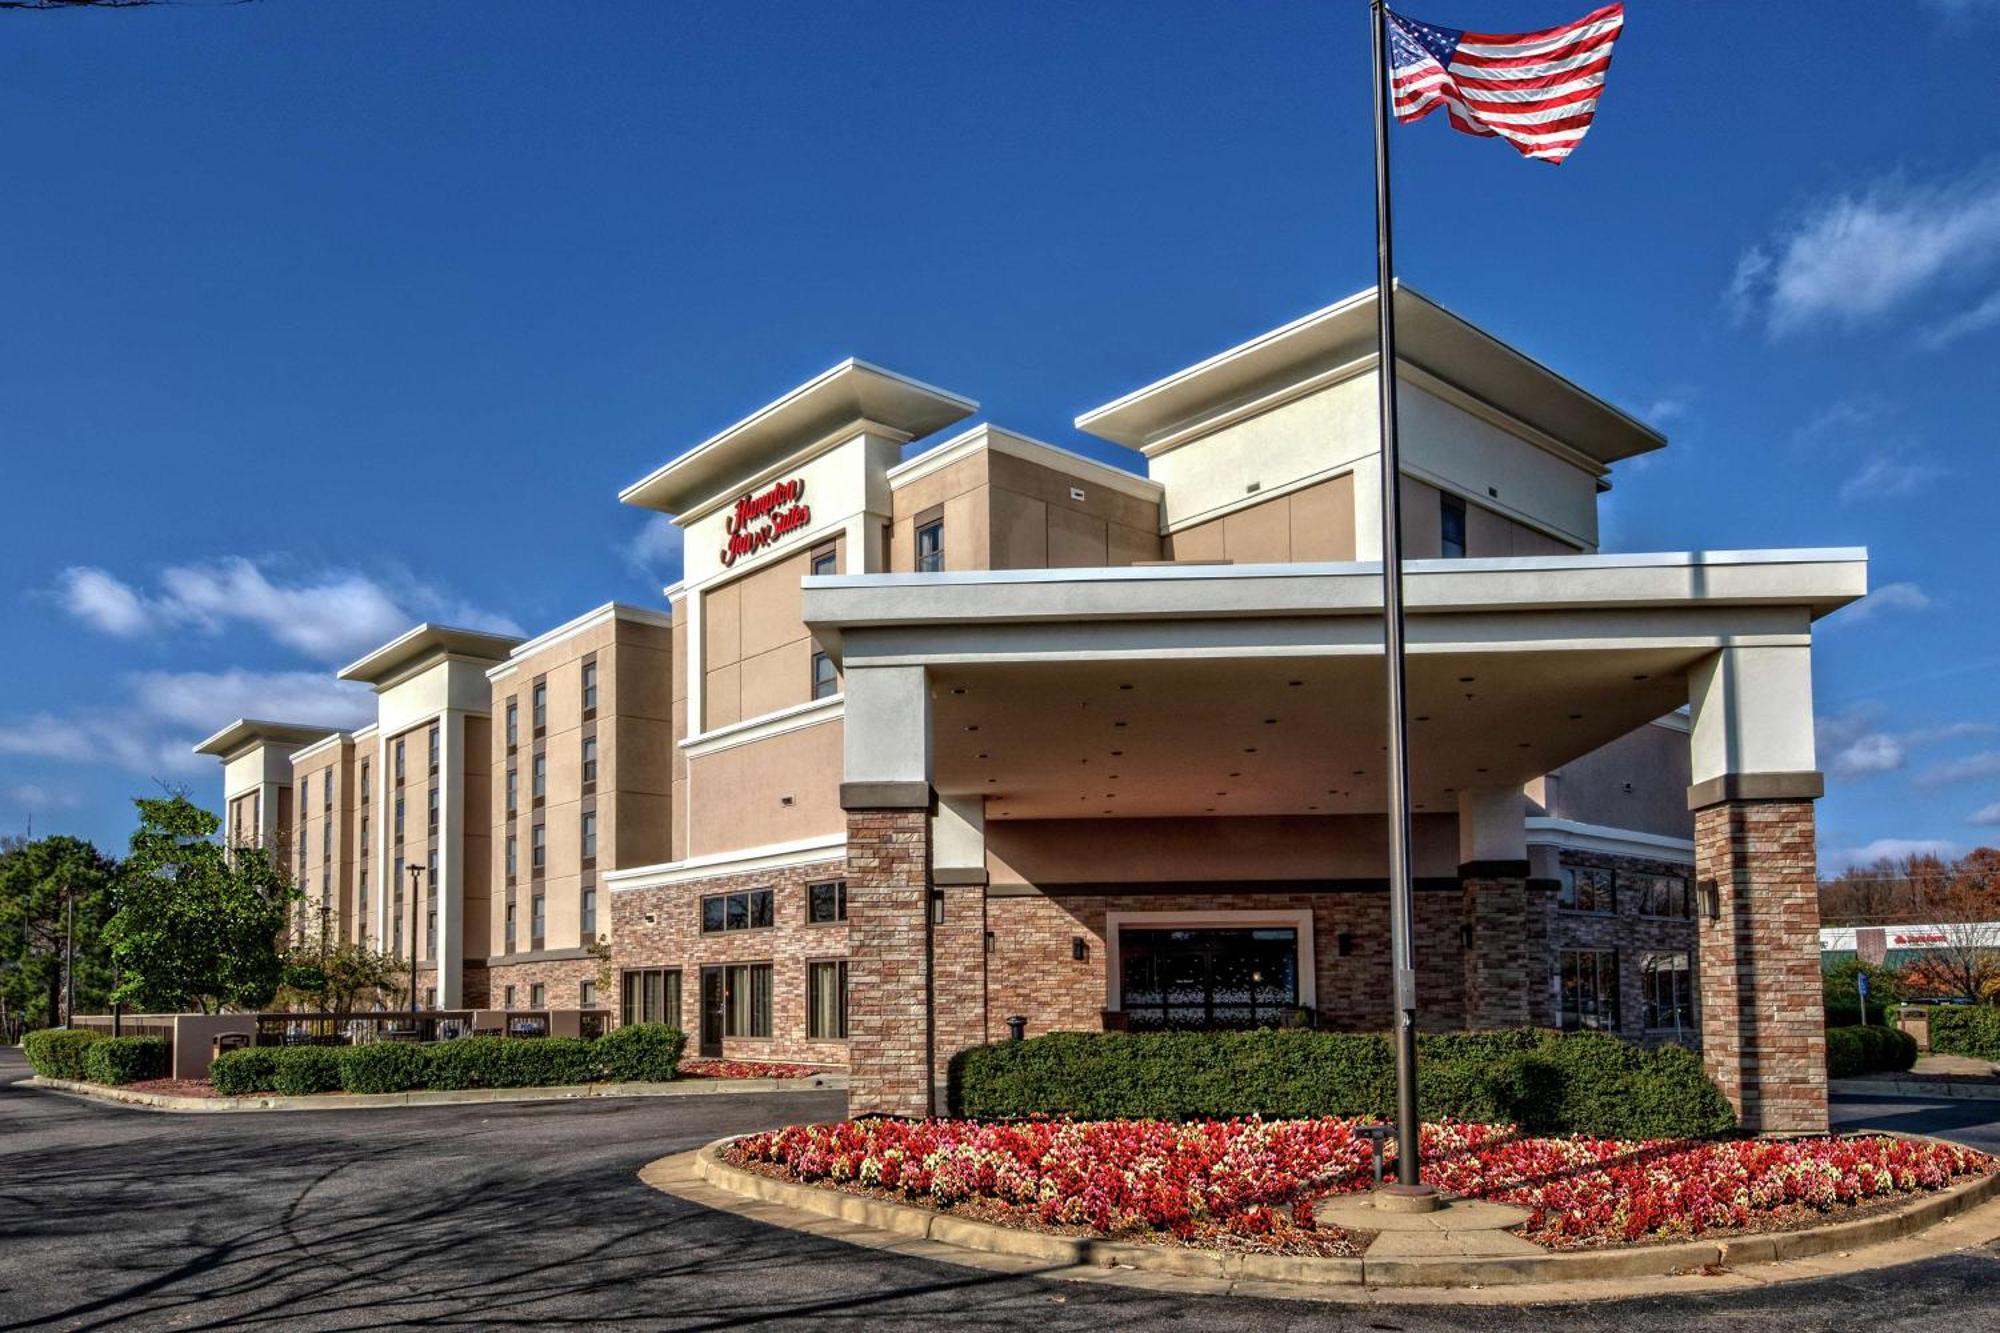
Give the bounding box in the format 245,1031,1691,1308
193,718,342,760
619,360,978,516
1075,283,1666,465
337,623,525,688
804,549,1865,821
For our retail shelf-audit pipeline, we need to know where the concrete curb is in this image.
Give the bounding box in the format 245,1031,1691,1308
679,1136,2000,1292
28,1072,845,1114
1831,1077,2000,1103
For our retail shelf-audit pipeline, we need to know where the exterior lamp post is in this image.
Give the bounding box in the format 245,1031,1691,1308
406,863,426,1029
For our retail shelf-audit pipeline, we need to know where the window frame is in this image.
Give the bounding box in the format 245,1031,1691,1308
1558,948,1620,1032
723,962,774,1038
915,519,944,573
620,967,682,1028
806,880,848,925
701,887,775,934
806,958,849,1040
1632,870,1693,920
810,650,838,700
1440,492,1468,559
1557,862,1617,914
1641,952,1694,1033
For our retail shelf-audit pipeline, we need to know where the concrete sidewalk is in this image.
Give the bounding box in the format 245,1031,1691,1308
1833,1053,2000,1102
30,1070,845,1113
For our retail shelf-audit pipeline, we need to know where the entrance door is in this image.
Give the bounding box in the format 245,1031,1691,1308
1118,927,1301,1030
698,966,725,1057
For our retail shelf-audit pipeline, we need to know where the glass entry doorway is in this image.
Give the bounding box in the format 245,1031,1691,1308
1117,926,1301,1030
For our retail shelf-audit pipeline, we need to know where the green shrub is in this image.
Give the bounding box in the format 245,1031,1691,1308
340,1041,432,1094
210,1047,279,1095
422,1035,594,1090
1826,1023,1920,1077
1929,1007,2000,1061
594,1023,687,1082
269,1046,346,1096
949,1028,1737,1139
22,1028,107,1082
80,1036,168,1086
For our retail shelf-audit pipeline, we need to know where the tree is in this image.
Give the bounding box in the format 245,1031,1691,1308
0,834,118,1032
105,794,298,1014
1822,956,1907,1025
273,940,405,1016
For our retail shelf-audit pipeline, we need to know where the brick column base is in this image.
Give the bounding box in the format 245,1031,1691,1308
1696,799,1828,1135
1460,865,1550,1028
845,805,934,1118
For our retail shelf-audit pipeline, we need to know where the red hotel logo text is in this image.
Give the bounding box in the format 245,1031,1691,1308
720,478,811,568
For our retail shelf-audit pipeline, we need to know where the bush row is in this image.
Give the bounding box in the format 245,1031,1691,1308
21,1030,168,1086
209,1023,687,1096
1824,1024,1919,1078
1927,1006,2000,1062
948,1028,1737,1140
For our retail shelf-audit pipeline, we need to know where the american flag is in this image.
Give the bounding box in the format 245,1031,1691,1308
1386,4,1624,164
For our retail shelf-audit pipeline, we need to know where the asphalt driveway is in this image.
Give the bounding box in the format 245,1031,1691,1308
4,1047,2000,1331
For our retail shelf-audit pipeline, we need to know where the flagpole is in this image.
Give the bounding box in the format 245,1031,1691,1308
1369,0,1430,1199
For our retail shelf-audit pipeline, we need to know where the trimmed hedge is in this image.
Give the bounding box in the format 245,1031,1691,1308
23,1028,108,1082
210,1048,279,1096
595,1022,687,1082
340,1041,431,1095
270,1047,346,1096
426,1036,599,1090
1824,1024,1920,1078
948,1028,1737,1139
80,1036,168,1086
1928,1006,2000,1062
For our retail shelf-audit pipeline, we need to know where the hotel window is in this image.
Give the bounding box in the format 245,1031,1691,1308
426,847,438,887
322,824,331,857
1440,493,1468,559
321,869,330,906
426,908,436,954
394,797,405,840
810,545,837,577
581,735,598,785
532,753,547,801
807,960,848,1039
428,724,440,775
579,979,597,1009
531,894,546,943
621,968,682,1028
506,767,518,815
807,880,847,924
582,661,598,715
581,886,597,936
581,811,597,861
533,682,548,732
1632,871,1692,919
424,986,436,1010
505,902,517,952
395,738,405,781
1558,949,1619,1031
811,650,837,700
360,809,370,845
1642,953,1693,1033
530,982,546,1008
531,824,546,872
1557,863,1615,914
427,785,439,832
702,888,774,933
393,914,404,955
360,762,370,804
506,834,517,881
724,963,774,1038
359,865,368,912
506,699,518,751
503,984,516,1010
915,519,944,573
299,775,309,813
322,777,331,814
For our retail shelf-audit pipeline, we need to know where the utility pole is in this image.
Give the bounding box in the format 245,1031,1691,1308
63,882,76,1028
407,862,425,1027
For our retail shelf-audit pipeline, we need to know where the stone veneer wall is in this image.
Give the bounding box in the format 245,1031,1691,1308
1543,848,1703,1046
479,956,603,1011
608,856,852,1066
1461,876,1552,1028
844,808,933,1117
1694,799,1828,1134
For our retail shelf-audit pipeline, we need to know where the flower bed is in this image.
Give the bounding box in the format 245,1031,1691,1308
679,1059,832,1081
726,1116,1996,1252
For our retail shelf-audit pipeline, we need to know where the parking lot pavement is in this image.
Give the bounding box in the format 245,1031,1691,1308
6,1047,2000,1332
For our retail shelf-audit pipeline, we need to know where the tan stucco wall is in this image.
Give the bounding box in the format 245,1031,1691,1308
1533,721,1693,840
889,447,1163,573
685,719,846,859
1164,474,1356,563
290,739,355,945
701,535,843,730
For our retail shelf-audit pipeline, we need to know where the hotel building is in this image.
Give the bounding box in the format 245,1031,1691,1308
199,285,1861,1134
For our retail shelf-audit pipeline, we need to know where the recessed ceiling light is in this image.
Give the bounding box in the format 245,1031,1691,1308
1110,750,1123,757
1244,747,1257,754
1288,680,1304,687
1632,674,1650,681
1229,772,1241,778
1264,718,1278,725
986,778,997,783
1352,769,1365,776
1119,683,1134,691
1109,775,1119,780
1103,809,1113,814
1216,791,1227,796
1415,715,1430,722
1114,721,1128,728
965,725,979,732
1476,767,1488,773
1567,714,1582,721
976,752,990,759
1518,742,1530,748
1458,676,1475,684
951,687,967,695
1306,804,1318,811
1205,806,1216,812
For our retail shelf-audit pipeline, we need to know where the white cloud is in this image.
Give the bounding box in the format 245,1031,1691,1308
1831,732,1906,778
1818,708,1996,779
4,784,82,813
1793,395,1889,444
1917,751,2000,788
1970,802,2000,827
0,669,374,780
1822,837,1961,875
622,516,685,584
1730,168,2000,338
1924,288,2000,350
1839,452,1944,504
52,557,521,663
1841,580,1933,622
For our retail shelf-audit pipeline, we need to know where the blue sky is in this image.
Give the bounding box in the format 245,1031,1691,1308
3,0,1998,870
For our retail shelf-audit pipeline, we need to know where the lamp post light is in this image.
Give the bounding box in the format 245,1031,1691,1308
406,863,426,1030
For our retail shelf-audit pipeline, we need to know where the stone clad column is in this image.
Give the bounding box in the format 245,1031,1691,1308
1457,787,1543,1028
930,795,989,1077
841,665,936,1118
1687,645,1828,1134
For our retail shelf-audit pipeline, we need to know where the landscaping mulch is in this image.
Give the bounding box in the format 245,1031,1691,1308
122,1078,221,1098
678,1059,833,1080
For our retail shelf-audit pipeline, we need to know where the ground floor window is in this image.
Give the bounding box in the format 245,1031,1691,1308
530,982,546,1008
807,960,848,1039
503,984,516,1010
1642,952,1693,1033
579,979,597,1010
724,963,773,1038
1558,949,1619,1031
621,967,682,1028
1118,927,1300,1031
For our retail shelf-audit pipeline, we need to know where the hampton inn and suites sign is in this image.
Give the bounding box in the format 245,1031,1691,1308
719,478,811,568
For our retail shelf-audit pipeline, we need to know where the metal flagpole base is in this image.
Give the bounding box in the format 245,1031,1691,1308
1372,1182,1445,1214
